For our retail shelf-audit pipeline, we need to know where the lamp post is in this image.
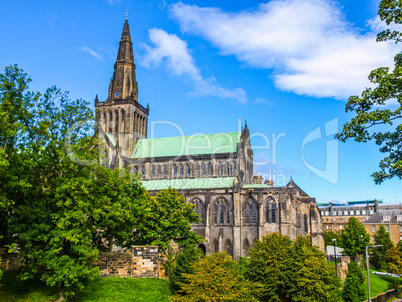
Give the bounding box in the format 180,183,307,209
332,238,337,270
366,245,383,302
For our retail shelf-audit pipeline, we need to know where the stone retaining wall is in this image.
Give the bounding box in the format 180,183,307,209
0,246,166,279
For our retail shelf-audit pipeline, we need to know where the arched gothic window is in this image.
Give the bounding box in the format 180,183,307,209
141,166,145,179
214,240,219,253
246,198,257,225
121,110,125,122
192,199,205,224
186,164,190,177
103,112,106,125
164,166,167,178
173,165,177,178
304,214,308,233
152,166,155,179
196,164,200,177
208,162,212,175
134,166,138,175
244,239,250,257
202,163,206,176
158,166,161,178
225,162,229,175
115,111,119,132
232,162,236,175
266,198,276,223
219,163,223,176
214,198,230,225
180,164,183,177
225,240,232,256
115,91,119,97
109,111,113,133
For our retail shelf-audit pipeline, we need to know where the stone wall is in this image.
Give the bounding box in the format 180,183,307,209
1,246,166,279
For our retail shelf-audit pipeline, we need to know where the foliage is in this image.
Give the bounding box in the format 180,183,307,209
371,224,394,270
245,233,342,302
170,252,262,302
136,188,203,252
335,0,402,184
386,246,402,274
324,231,342,247
362,267,395,301
340,217,371,258
342,261,365,302
168,245,204,293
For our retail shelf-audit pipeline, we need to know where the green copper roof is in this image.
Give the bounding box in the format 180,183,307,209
131,132,240,159
141,177,236,190
243,183,272,189
105,132,116,147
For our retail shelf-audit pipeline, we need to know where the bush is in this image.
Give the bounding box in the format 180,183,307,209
342,261,365,302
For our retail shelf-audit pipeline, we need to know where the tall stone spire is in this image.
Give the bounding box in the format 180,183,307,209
106,19,138,102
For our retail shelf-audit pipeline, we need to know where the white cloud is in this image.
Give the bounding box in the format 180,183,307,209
105,0,121,5
142,28,247,103
170,0,398,99
81,46,102,60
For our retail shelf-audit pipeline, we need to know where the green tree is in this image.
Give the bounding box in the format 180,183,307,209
170,252,262,302
340,217,371,258
342,261,365,302
336,0,402,184
371,224,394,270
245,233,341,302
386,246,402,274
324,231,342,247
137,188,202,252
169,245,204,293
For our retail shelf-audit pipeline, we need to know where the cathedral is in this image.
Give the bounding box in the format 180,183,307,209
95,20,324,260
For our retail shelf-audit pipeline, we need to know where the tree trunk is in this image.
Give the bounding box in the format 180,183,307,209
56,281,65,302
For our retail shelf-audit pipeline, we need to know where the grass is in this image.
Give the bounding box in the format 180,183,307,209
362,267,394,301
0,272,173,302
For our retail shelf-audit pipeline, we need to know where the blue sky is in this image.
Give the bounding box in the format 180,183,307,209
1,0,401,204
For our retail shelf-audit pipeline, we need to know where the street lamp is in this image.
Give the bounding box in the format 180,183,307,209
332,238,337,270
366,245,383,302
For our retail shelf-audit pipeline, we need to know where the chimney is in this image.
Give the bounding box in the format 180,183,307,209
265,179,274,186
253,172,263,184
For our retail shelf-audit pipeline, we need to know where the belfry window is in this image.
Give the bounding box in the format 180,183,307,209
180,165,183,177
202,163,206,176
219,163,223,176
152,166,155,179
115,111,119,132
232,162,236,175
115,91,119,97
158,166,161,178
208,163,212,175
196,164,200,177
225,163,229,175
186,164,190,177
141,166,145,178
173,165,177,178
164,166,167,178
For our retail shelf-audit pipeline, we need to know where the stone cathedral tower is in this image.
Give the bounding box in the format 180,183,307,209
95,20,149,168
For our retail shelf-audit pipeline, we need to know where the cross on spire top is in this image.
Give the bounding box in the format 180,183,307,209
126,8,129,20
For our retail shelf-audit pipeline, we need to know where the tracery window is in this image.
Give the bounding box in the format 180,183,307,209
192,198,205,224
245,198,257,224
186,164,190,177
214,198,230,225
266,198,276,223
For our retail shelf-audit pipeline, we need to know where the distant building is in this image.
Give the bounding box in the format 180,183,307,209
318,200,381,232
363,209,402,244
